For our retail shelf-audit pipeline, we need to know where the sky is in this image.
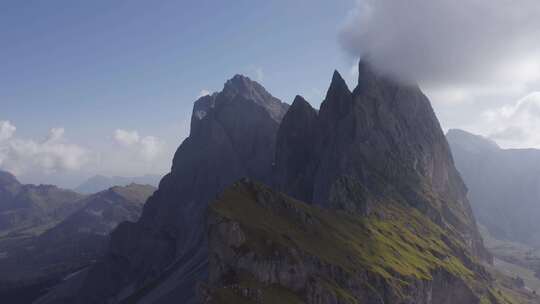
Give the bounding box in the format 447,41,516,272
1,0,540,188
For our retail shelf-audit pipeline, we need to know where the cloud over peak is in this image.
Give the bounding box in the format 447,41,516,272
340,0,540,88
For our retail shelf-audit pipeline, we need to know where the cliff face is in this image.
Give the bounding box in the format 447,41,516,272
275,63,488,261
203,62,501,303
203,181,506,304
38,62,500,304
39,75,289,304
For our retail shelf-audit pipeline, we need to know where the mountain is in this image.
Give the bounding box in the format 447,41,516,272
204,180,505,303
447,129,540,247
275,66,487,259
447,130,540,247
201,64,506,303
36,74,290,304
75,174,161,194
38,63,533,303
0,184,155,304
0,171,84,237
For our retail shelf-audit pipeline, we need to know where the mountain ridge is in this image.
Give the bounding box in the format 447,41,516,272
37,64,530,303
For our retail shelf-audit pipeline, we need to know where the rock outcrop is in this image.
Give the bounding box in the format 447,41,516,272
37,75,289,304
274,63,488,261
202,62,502,303
39,62,499,304
203,180,506,304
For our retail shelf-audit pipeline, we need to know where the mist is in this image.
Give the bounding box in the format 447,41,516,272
340,0,540,88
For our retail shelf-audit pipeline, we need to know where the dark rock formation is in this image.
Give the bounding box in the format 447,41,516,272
38,75,289,304
273,95,318,200
448,129,540,247
203,180,499,304
39,62,494,304
274,62,488,261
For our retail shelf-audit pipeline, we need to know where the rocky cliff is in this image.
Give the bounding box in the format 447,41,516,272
275,63,488,261
202,180,510,304
37,62,510,304
37,75,289,304
199,62,505,304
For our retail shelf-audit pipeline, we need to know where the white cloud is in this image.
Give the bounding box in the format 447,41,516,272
246,65,264,82
472,92,540,148
114,129,140,146
139,136,165,161
340,0,540,150
0,121,16,142
197,89,211,98
255,67,264,82
341,0,540,89
113,129,165,161
0,122,90,175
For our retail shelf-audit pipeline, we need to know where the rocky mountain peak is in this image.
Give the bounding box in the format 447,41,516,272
222,74,289,122
356,59,379,88
44,62,492,304
318,70,353,129
0,170,20,188
274,60,488,260
274,95,318,201
289,95,314,112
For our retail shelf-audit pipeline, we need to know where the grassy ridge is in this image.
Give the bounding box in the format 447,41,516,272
208,181,517,303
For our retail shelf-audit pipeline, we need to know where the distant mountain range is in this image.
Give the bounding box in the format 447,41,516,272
0,171,156,303
447,129,540,248
74,174,161,194
0,171,84,238
35,62,536,304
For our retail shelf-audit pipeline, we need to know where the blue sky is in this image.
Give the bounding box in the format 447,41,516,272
2,0,540,187
0,0,358,186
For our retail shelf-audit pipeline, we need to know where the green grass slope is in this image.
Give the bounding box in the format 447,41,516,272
204,181,526,304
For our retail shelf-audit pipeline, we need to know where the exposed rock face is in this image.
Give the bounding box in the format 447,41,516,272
203,180,501,304
38,75,289,304
274,95,318,200
274,62,488,261
0,171,84,236
447,129,540,247
39,63,494,304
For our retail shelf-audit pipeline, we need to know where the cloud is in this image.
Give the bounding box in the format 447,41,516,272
340,0,540,90
114,129,140,146
113,129,165,161
476,92,540,148
0,122,90,175
0,121,16,142
246,65,264,82
255,67,264,82
197,89,211,98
